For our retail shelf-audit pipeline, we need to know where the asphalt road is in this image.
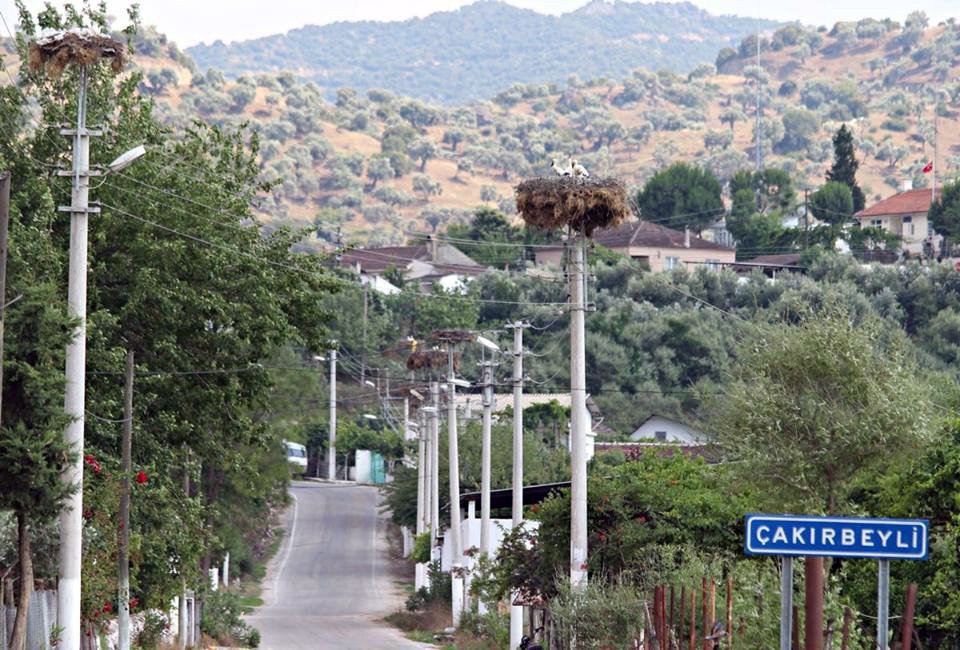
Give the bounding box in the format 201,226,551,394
246,480,432,649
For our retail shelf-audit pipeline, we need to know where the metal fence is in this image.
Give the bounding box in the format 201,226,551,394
0,589,57,650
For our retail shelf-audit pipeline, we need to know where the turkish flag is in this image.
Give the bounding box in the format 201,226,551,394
923,161,934,173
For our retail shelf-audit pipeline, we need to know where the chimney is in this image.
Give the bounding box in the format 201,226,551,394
901,179,913,193
683,227,691,249
428,233,438,262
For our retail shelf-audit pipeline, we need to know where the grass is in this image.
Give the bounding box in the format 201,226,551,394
237,524,286,612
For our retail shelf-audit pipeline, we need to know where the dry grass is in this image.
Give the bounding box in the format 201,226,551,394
516,176,629,236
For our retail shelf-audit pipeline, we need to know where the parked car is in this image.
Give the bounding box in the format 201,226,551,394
283,440,308,475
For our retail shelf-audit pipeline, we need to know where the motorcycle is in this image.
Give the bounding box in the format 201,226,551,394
519,626,545,650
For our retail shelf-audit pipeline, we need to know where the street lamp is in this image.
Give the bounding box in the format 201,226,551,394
107,145,147,173
363,413,378,421
450,377,471,389
476,335,501,353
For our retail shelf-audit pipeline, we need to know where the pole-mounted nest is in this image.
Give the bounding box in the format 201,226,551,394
515,176,629,237
428,330,476,344
407,350,457,372
28,28,126,78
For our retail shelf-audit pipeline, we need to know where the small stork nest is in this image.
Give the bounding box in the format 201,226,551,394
428,330,475,344
406,350,458,372
28,29,126,79
515,176,629,237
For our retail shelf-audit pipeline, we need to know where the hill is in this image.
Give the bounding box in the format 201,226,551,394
6,13,959,253
184,0,777,104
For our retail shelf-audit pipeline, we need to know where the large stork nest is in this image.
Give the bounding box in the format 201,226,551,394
428,330,475,344
515,176,629,237
407,350,458,372
28,29,126,78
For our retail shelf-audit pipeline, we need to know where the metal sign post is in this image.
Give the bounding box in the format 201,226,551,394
877,560,890,649
780,556,793,650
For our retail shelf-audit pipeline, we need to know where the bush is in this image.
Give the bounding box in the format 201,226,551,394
200,590,257,645
411,532,432,564
881,117,908,132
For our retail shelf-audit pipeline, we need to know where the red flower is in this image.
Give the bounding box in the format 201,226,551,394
135,470,148,485
129,597,139,610
102,601,112,614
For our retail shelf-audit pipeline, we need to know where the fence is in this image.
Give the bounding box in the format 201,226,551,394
0,589,57,650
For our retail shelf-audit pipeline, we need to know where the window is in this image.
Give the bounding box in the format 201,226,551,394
654,430,667,441
871,218,883,228
903,215,914,236
706,258,721,271
664,256,680,270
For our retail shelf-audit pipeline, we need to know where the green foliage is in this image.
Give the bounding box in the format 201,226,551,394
928,179,960,244
810,180,854,225
411,532,432,564
826,124,866,213
200,589,258,646
708,301,931,513
444,207,523,268
635,162,724,233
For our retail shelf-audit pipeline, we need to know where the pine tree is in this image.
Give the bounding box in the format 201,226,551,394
826,125,866,213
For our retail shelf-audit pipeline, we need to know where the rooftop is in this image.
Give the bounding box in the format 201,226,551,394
855,188,940,219
593,220,735,252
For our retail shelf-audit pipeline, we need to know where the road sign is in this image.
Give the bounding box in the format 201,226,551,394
744,513,929,560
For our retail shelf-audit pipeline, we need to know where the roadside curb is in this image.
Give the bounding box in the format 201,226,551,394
301,476,356,485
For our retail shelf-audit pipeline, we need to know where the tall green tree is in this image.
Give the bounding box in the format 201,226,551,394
826,124,866,213
928,179,960,245
635,162,724,234
708,301,930,513
809,180,854,225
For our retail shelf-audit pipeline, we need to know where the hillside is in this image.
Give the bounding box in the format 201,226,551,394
5,13,959,253
185,0,776,104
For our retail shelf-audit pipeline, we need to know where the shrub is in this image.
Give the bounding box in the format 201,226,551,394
200,590,256,645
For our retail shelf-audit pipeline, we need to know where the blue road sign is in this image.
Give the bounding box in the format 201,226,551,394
744,514,929,560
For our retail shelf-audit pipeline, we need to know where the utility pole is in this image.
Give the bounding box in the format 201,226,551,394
179,449,191,649
569,238,589,588
477,360,496,614
429,381,440,560
59,66,98,649
414,406,427,590
506,320,528,648
118,351,134,650
327,348,337,480
0,171,9,420
360,283,368,385
446,347,465,625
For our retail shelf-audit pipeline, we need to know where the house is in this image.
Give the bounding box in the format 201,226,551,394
533,220,736,272
629,414,708,444
854,183,940,256
731,252,806,277
340,237,485,291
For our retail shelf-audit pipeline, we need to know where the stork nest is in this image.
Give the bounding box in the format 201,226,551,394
406,350,458,372
515,176,629,237
28,29,126,79
428,330,475,343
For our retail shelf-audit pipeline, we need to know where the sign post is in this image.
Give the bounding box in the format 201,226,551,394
745,514,928,650
779,556,792,650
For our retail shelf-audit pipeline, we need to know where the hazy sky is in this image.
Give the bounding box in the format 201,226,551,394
0,0,955,48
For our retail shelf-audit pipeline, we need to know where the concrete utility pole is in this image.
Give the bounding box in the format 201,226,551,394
59,67,98,649
506,320,528,648
415,409,427,591
179,450,191,649
446,347,465,625
0,171,9,420
568,238,589,588
327,348,337,480
118,351,134,650
477,360,496,614
429,381,440,559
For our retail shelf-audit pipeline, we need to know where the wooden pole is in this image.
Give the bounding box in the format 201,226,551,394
702,578,709,650
805,557,824,650
792,605,800,650
679,586,686,648
669,585,676,647
840,607,851,650
689,589,697,650
726,577,733,650
900,584,917,650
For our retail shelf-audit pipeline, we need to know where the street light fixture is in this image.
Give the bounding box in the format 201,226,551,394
410,389,425,401
450,377,471,389
107,145,147,173
476,335,501,353
364,380,376,388
363,413,378,420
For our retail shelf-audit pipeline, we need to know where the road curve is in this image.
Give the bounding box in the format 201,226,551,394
246,480,431,649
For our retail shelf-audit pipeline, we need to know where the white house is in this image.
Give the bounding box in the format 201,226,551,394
629,414,708,444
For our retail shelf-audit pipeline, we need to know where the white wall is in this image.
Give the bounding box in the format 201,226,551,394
630,415,707,443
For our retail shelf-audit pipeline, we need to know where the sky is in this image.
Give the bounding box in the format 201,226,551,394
0,0,955,48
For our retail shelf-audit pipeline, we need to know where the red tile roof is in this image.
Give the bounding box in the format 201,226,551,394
855,188,939,219
593,220,734,252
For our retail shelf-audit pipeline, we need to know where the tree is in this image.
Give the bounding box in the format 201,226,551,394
708,302,930,513
928,179,960,245
442,128,466,152
719,107,745,131
365,156,394,190
826,124,866,213
412,174,442,200
810,181,854,225
408,137,438,172
778,107,819,153
635,163,724,233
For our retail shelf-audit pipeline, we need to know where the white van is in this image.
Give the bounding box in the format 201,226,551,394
283,440,308,475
